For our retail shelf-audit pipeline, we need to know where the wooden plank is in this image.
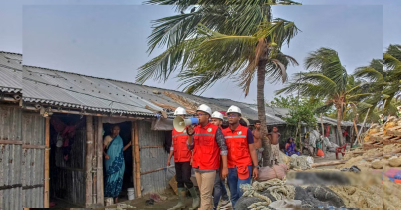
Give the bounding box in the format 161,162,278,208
85,116,94,207
0,140,23,144
22,144,46,149
134,121,142,198
92,118,97,205
312,160,346,168
96,117,104,206
44,117,50,208
131,121,137,198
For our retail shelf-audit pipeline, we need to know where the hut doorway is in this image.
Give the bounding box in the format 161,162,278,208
102,121,134,203
48,114,86,208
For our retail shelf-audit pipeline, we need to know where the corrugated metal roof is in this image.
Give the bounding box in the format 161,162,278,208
0,51,362,125
0,52,22,93
23,66,157,116
20,65,288,123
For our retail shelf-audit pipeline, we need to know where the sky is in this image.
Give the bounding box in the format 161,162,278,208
0,0,396,104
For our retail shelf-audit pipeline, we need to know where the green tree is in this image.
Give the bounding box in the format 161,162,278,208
138,1,300,166
383,44,401,115
276,48,373,145
353,59,383,121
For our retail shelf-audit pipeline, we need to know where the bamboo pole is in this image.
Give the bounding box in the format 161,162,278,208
311,160,346,168
97,117,104,205
320,114,324,135
131,121,137,198
44,117,50,208
134,121,142,198
320,114,324,152
353,119,360,146
354,108,370,146
141,167,166,175
85,116,94,207
92,118,97,205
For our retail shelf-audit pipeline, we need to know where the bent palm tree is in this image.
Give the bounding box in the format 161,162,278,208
383,44,401,114
276,48,372,145
138,2,300,166
353,59,383,119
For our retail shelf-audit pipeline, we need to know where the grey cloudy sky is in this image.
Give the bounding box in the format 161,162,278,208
0,0,391,104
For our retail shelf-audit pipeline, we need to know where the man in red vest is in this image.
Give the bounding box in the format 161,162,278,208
222,105,259,208
210,111,231,210
187,104,228,210
167,107,199,210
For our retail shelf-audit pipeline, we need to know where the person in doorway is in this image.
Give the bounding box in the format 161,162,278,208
103,125,132,204
252,120,263,167
267,126,281,165
187,104,228,210
210,111,231,210
285,137,300,156
222,105,259,208
167,107,199,210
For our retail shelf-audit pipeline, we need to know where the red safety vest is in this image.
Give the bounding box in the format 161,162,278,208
192,123,220,170
172,128,191,162
222,124,252,168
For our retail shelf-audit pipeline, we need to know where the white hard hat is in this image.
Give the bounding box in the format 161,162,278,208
211,111,224,120
174,107,187,116
227,105,241,114
196,104,212,116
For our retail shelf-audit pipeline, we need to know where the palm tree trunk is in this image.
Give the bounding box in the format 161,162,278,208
257,59,270,167
337,108,344,146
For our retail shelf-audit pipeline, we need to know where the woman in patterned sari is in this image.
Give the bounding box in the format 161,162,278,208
285,137,300,156
103,125,131,203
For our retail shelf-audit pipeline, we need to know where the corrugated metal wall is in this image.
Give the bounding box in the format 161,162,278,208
138,121,169,195
0,106,22,210
21,113,45,208
52,128,86,205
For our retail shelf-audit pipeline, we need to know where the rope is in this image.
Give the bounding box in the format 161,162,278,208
239,178,295,210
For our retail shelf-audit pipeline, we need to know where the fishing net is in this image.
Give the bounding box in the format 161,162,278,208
235,178,346,210
290,155,313,170
234,178,295,210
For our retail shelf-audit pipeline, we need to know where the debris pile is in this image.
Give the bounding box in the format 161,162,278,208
330,143,401,209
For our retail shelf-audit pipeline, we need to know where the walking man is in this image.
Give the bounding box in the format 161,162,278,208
267,126,281,165
167,107,199,210
187,104,228,210
210,111,231,210
252,120,263,167
222,105,259,208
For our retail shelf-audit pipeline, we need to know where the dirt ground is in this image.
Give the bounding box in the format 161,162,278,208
95,152,341,210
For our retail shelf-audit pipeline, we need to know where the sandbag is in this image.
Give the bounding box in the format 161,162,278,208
257,164,288,181
372,159,384,169
316,148,324,157
389,156,401,167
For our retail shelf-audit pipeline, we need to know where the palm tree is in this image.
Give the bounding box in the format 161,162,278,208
138,1,300,166
383,44,401,115
353,59,383,123
276,48,373,145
